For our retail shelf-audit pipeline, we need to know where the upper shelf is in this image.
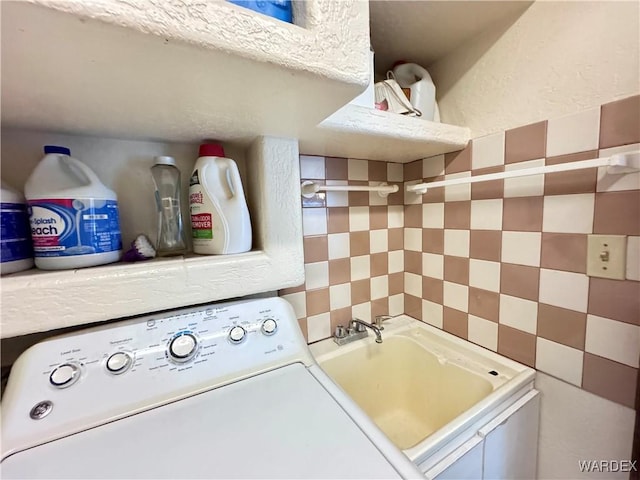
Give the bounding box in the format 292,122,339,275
0,0,370,143
299,105,471,163
0,136,305,339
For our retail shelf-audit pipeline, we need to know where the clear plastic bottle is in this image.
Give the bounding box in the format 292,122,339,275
151,156,187,256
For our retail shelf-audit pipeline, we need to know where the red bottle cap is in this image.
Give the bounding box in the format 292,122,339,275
199,143,225,157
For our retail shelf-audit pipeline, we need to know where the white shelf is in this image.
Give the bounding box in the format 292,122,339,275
0,0,370,143
299,105,471,163
0,137,304,339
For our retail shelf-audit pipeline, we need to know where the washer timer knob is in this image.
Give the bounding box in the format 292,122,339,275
49,363,80,388
261,318,278,336
106,352,133,374
168,333,198,362
228,326,246,344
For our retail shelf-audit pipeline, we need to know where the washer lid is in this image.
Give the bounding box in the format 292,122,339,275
2,364,403,479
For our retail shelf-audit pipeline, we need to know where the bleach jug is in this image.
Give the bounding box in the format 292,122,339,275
1,181,34,275
392,63,437,122
189,144,252,255
24,145,122,270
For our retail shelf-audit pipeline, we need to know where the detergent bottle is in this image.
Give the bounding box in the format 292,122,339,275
189,144,252,255
392,63,438,122
24,145,122,270
1,181,34,275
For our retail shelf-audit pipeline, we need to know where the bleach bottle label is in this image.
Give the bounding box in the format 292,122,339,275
28,198,122,257
189,170,214,240
1,202,33,263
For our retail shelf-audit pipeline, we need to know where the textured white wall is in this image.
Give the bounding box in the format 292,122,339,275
535,373,635,480
430,1,640,137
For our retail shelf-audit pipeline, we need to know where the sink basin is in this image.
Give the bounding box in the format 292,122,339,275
310,316,535,465
318,335,493,449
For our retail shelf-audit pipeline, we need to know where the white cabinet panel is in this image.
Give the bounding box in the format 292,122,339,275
426,435,484,480
480,390,540,479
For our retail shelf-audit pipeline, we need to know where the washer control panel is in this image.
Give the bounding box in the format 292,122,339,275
2,297,310,459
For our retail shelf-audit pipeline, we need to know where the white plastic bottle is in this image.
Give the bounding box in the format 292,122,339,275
24,145,123,270
189,144,252,254
1,182,34,275
392,63,437,122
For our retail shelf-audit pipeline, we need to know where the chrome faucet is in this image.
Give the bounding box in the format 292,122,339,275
333,318,383,345
351,319,383,343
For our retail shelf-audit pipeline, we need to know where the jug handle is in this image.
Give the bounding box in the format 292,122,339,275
59,155,103,186
225,167,236,198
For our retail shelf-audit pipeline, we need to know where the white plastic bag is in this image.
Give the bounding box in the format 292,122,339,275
374,72,422,117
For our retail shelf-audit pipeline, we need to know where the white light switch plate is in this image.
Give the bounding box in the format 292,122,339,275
587,235,627,280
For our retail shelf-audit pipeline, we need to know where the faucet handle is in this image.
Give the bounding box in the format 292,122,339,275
374,315,392,330
334,325,347,339
351,318,367,333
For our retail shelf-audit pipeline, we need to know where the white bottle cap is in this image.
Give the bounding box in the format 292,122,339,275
154,156,176,166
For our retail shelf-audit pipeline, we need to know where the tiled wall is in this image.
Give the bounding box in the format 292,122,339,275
402,94,640,408
279,156,405,343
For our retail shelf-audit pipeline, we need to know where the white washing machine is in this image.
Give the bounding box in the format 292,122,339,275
1,297,423,479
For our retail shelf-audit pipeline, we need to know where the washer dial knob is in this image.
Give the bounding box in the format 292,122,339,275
106,352,133,374
50,363,80,388
228,326,246,344
261,318,278,336
168,333,198,362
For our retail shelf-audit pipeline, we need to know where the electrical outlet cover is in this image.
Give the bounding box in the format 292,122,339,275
587,235,627,280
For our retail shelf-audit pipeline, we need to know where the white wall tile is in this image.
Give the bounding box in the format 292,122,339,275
282,292,306,319
405,228,422,252
405,272,422,298
349,206,370,231
499,294,538,334
547,107,600,157
543,194,595,234
388,205,404,228
443,281,469,312
404,180,423,205
370,229,388,254
388,250,404,273
585,315,640,368
329,283,351,310
424,154,445,178
501,231,542,267
300,155,325,179
302,208,326,236
444,229,470,257
348,158,368,181
307,312,331,342
627,236,640,281
472,132,505,169
389,294,404,316
539,269,589,312
352,302,372,321
350,255,370,281
327,233,350,259
423,300,444,329
468,315,498,351
422,253,444,279
388,162,404,182
504,159,545,198
371,275,389,300
325,180,348,207
445,172,471,201
470,199,503,230
597,144,640,192
304,262,329,290
469,259,501,292
423,203,444,228
536,338,584,387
